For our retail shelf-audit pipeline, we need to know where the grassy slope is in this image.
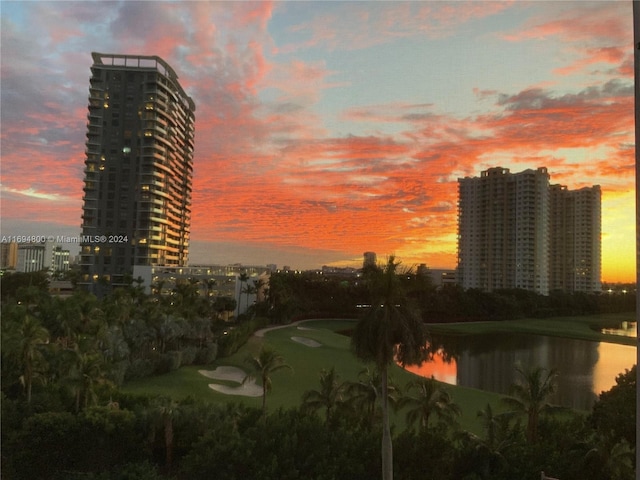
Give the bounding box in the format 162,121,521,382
123,319,507,434
425,312,636,346
124,314,635,432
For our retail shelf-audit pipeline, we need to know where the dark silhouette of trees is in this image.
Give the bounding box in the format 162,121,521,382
590,365,636,449
244,347,293,414
351,256,429,480
502,364,561,443
236,272,249,319
2,311,50,403
1,270,636,479
301,367,347,425
398,377,461,431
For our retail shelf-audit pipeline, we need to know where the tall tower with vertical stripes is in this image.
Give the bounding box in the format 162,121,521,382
79,53,195,296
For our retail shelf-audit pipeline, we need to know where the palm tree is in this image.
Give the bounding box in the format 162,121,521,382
147,396,180,472
302,367,346,425
172,280,201,319
151,314,184,353
584,435,635,479
75,291,105,333
475,403,512,452
236,273,249,318
204,278,218,309
399,377,461,431
67,338,110,411
5,313,50,403
343,367,400,429
242,282,257,318
458,403,514,477
502,363,560,443
244,347,293,414
152,279,166,297
253,278,267,302
103,287,135,326
213,296,237,322
351,256,429,480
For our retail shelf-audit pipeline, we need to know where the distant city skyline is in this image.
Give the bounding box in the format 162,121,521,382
1,1,635,282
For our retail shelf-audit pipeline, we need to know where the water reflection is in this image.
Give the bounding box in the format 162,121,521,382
601,321,637,337
404,333,636,411
592,342,635,396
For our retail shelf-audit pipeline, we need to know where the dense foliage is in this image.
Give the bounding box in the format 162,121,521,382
0,270,635,479
2,371,635,479
266,270,635,324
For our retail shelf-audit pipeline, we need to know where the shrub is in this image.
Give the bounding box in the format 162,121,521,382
125,359,155,381
108,360,130,386
180,346,199,366
154,351,182,375
194,343,218,365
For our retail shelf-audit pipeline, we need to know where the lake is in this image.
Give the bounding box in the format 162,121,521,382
404,332,637,411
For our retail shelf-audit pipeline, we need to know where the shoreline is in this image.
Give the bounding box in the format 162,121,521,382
424,312,636,347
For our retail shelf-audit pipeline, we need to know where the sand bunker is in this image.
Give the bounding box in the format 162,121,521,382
199,367,263,397
199,366,246,383
208,382,262,397
291,336,322,348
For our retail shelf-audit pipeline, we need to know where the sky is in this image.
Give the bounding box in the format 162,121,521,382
0,1,635,282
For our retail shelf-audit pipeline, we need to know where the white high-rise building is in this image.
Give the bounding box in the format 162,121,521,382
457,167,601,294
16,243,51,273
549,185,601,292
15,242,70,274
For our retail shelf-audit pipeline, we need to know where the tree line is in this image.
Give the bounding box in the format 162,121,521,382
1,267,636,479
2,362,635,479
266,269,635,325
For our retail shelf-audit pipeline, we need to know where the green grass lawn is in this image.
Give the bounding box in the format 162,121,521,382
123,314,634,432
123,319,507,434
426,312,636,346
126,313,634,432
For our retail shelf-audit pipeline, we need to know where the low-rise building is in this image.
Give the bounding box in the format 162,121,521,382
133,264,272,316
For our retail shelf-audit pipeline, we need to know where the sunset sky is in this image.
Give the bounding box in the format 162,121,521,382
1,1,635,282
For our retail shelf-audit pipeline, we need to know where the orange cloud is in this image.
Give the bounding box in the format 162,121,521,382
1,2,634,282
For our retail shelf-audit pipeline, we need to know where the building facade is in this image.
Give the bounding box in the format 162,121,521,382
549,185,601,292
12,242,70,274
133,264,272,317
457,167,601,294
363,251,377,269
1,242,18,270
79,53,195,295
16,243,50,273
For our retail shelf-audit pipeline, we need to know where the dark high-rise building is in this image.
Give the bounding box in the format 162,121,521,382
79,52,195,296
363,251,377,269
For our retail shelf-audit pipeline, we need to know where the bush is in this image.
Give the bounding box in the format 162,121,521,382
108,360,130,386
217,317,268,358
590,365,636,447
125,359,155,381
66,461,165,480
194,343,218,365
180,346,199,366
3,408,146,479
154,351,182,375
